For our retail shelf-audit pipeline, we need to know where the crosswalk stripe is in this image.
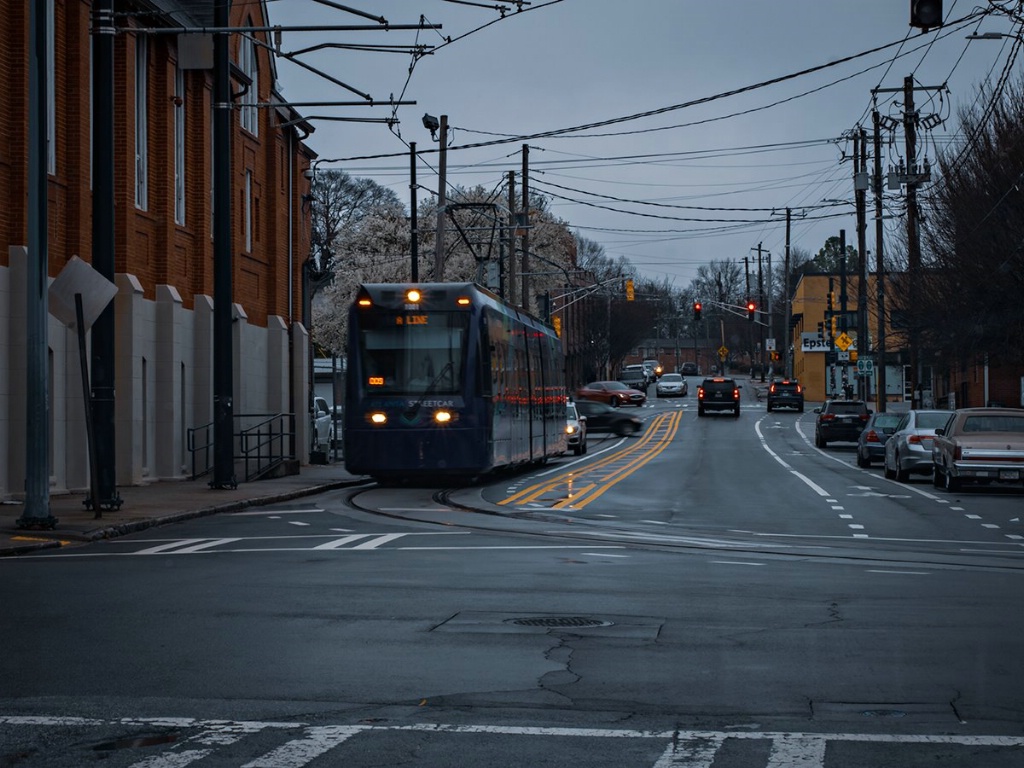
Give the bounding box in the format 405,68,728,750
127,749,212,768
241,725,365,768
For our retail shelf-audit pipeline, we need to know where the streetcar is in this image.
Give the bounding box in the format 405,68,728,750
343,282,567,481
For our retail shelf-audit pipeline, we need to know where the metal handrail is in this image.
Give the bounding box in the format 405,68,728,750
186,413,297,482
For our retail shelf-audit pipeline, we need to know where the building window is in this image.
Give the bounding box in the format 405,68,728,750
174,64,186,225
239,22,258,136
245,169,253,252
134,33,148,210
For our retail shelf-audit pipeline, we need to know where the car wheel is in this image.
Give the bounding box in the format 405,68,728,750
614,422,630,437
734,406,741,417
572,444,582,456
856,450,870,468
814,432,825,448
883,459,896,480
698,406,705,417
610,397,619,407
767,403,773,412
582,439,588,455
943,468,961,492
896,464,910,483
798,406,804,413
932,464,944,487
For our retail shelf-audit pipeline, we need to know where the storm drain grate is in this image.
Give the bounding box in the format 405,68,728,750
506,616,613,628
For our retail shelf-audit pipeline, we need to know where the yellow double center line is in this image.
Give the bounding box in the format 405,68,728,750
500,410,683,511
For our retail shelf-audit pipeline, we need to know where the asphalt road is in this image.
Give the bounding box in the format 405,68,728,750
3,388,1023,767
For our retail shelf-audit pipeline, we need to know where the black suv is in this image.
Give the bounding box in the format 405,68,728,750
813,400,871,447
697,377,740,417
766,379,804,412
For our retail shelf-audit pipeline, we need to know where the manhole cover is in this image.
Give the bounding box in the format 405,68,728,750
506,616,613,628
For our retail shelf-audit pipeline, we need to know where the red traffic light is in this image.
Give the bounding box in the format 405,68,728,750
693,301,702,321
746,300,756,321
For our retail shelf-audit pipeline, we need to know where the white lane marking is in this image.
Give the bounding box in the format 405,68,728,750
965,514,982,519
232,509,323,516
766,734,827,767
831,506,845,511
982,523,1001,529
242,725,365,768
642,520,671,525
133,539,207,555
313,534,373,550
711,560,764,566
790,471,830,496
582,552,630,558
867,569,930,575
287,521,310,527
133,539,239,555
839,514,853,519
950,506,964,511
1007,534,1024,540
167,538,241,554
128,751,212,767
351,533,408,549
848,524,864,529
853,533,869,538
653,734,724,767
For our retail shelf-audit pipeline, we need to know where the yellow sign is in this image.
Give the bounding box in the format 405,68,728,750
835,332,853,351
552,316,562,337
718,345,728,361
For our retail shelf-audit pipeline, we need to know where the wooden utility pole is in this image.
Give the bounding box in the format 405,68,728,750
507,171,516,306
520,144,530,311
855,127,869,401
434,114,448,280
872,109,887,412
904,77,921,407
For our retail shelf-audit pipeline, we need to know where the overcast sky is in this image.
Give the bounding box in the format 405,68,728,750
267,0,1021,288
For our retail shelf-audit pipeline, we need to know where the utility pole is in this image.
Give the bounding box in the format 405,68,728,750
506,170,516,305
211,0,236,489
19,0,54,527
784,208,793,378
409,142,418,282
91,0,118,509
434,114,448,281
873,109,887,412
757,243,765,382
520,144,530,312
904,76,921,408
855,127,869,402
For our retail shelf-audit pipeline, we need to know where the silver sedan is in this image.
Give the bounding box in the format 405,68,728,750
883,409,950,482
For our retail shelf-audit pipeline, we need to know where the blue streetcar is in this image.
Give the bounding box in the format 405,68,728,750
344,283,567,481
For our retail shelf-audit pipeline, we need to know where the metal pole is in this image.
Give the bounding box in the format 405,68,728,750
784,208,793,378
855,127,869,403
433,114,447,280
91,0,118,508
521,144,530,311
212,0,236,489
873,110,887,412
904,76,921,408
409,142,418,282
19,0,54,527
507,171,516,305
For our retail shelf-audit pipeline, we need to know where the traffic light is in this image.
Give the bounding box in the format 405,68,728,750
625,279,635,301
693,301,702,322
830,315,838,337
746,300,756,321
826,291,835,312
910,0,942,30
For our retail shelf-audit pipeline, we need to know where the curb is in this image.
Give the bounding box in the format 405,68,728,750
0,478,371,556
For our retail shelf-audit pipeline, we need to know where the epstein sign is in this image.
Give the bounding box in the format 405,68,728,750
801,332,858,353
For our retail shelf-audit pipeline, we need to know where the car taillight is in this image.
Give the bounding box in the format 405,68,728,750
769,384,777,393
820,414,836,422
865,430,881,443
795,385,802,393
733,388,740,400
954,446,962,461
697,387,705,399
860,413,869,422
908,434,931,445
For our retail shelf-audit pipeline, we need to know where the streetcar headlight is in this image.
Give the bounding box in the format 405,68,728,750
405,288,421,303
433,410,453,424
369,411,387,425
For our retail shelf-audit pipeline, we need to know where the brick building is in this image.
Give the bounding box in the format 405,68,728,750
1,1,315,500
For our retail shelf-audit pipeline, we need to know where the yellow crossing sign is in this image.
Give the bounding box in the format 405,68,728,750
835,332,853,351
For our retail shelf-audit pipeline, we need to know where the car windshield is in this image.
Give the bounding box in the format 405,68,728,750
660,374,682,383
873,415,902,428
829,402,866,414
566,404,578,419
601,381,628,390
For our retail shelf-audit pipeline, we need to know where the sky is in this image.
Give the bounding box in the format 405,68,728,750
264,0,1023,289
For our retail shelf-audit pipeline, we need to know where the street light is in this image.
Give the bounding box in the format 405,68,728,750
423,113,448,280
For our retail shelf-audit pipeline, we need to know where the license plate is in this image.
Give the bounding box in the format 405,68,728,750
999,470,1020,480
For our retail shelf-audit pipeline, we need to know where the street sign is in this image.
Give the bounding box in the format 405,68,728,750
765,338,776,351
857,358,874,375
835,332,853,351
718,345,728,361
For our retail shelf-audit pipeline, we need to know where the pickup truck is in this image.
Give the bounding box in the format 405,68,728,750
931,407,1024,492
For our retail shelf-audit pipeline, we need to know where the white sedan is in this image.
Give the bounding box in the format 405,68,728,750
655,373,688,398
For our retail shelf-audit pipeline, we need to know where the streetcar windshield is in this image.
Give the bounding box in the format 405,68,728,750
357,312,468,395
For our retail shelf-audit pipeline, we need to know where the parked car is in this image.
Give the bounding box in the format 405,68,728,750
680,362,699,376
565,401,588,456
766,379,804,412
813,399,870,447
855,412,902,467
931,407,1024,492
617,364,650,393
576,380,647,407
655,372,688,397
312,396,334,451
697,377,741,417
883,409,949,482
574,399,643,436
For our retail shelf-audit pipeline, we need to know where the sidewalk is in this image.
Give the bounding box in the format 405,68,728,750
0,463,371,557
